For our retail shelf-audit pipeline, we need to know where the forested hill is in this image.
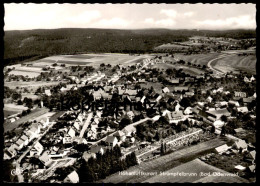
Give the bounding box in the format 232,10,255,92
4,28,256,66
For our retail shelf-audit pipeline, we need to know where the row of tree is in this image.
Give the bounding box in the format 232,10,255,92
78,145,138,182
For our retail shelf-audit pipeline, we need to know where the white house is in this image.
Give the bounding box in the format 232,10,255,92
175,102,181,112
27,123,41,141
215,144,230,154
233,139,248,151
20,134,29,146
39,151,52,167
63,136,73,144
213,120,225,129
206,96,213,103
166,111,184,124
228,100,240,107
126,111,135,120
40,117,49,128
162,87,170,93
73,122,80,131
15,139,24,150
34,142,44,156
45,89,51,96
184,107,193,115
68,128,76,138
237,107,249,113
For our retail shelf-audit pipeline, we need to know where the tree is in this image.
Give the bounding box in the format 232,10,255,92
119,117,132,129
12,92,21,100
210,125,216,133
179,97,191,108
220,115,228,122
17,99,23,105
221,125,226,136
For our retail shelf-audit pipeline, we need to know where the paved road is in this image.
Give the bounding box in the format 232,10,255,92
207,50,253,75
79,112,93,138
207,54,229,75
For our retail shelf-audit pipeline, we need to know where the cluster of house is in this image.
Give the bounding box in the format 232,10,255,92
214,139,256,173
244,75,255,83
4,118,50,160
83,126,136,162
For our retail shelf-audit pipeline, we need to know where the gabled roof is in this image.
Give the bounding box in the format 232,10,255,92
20,135,29,141
39,151,50,163
248,165,255,172
243,97,254,103
68,128,76,138
83,152,96,162
237,107,248,113
113,130,125,137
90,145,103,154
206,108,231,117
234,128,245,133
45,89,51,96
215,144,230,153
105,136,118,143
16,139,24,146
167,111,184,120
162,87,170,93
127,111,135,117
65,171,79,183
249,150,256,160
234,139,247,149
29,123,40,133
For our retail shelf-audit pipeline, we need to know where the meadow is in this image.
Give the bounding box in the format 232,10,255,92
144,159,246,183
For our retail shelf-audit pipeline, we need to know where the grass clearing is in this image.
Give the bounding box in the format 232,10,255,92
145,159,246,183
4,107,49,133
4,110,20,118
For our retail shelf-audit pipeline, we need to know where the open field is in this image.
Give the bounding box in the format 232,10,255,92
4,107,49,133
144,159,247,183
174,53,222,66
4,110,20,118
212,54,256,74
8,70,41,78
100,138,226,183
65,55,97,59
152,63,205,76
30,53,150,68
155,43,189,50
34,112,56,122
4,104,28,118
5,81,64,89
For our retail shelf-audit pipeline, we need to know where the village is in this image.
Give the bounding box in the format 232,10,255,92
3,49,256,183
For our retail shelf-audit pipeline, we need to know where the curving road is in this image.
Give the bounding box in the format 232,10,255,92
207,54,229,75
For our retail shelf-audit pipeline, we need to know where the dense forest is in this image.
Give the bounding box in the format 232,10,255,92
4,28,256,66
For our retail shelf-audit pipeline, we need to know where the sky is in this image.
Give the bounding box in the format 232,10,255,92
4,3,256,30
